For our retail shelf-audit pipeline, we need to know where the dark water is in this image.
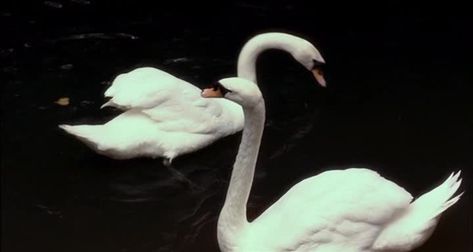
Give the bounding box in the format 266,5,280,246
2,1,472,252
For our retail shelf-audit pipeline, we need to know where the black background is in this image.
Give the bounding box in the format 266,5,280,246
2,1,472,251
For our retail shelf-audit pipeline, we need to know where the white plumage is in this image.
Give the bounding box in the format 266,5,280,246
59,32,325,163
61,67,241,161
204,77,463,252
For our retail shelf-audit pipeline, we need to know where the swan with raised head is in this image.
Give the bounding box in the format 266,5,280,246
59,32,326,164
201,77,463,252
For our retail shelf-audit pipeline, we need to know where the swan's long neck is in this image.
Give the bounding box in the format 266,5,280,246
237,33,302,83
218,100,265,236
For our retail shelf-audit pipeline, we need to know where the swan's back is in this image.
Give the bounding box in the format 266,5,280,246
241,168,413,251
104,67,197,108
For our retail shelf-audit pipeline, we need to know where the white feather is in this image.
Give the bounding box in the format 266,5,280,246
59,33,325,162
213,77,463,252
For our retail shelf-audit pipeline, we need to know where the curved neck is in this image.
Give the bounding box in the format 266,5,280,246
218,100,265,234
237,33,303,83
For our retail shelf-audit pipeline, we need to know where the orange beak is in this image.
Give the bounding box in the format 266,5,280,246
201,87,223,98
312,68,326,87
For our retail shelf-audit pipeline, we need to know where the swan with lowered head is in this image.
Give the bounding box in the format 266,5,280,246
59,32,326,164
201,77,463,252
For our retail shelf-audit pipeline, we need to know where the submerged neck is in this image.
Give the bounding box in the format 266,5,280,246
218,100,265,232
237,33,302,83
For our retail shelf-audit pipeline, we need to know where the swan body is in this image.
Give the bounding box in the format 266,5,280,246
60,67,242,161
59,32,325,162
202,77,463,252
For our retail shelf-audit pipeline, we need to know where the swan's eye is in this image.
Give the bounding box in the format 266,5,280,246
312,60,325,69
216,82,232,96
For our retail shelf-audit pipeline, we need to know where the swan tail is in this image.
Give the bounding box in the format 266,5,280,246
100,99,128,110
409,171,463,220
101,100,114,109
59,124,106,152
372,171,463,251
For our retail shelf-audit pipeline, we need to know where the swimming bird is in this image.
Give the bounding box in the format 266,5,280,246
59,33,326,164
201,77,462,252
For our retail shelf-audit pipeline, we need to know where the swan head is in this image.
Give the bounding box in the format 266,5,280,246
201,77,263,108
291,40,327,87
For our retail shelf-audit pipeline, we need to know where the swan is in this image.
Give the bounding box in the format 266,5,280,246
201,77,463,252
59,32,326,164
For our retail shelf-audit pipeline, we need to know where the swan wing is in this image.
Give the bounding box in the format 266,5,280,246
103,67,200,109
60,110,225,160
141,88,243,135
244,168,413,251
103,67,244,135
372,171,462,251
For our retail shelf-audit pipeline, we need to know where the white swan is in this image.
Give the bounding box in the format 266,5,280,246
201,77,463,252
59,33,326,164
